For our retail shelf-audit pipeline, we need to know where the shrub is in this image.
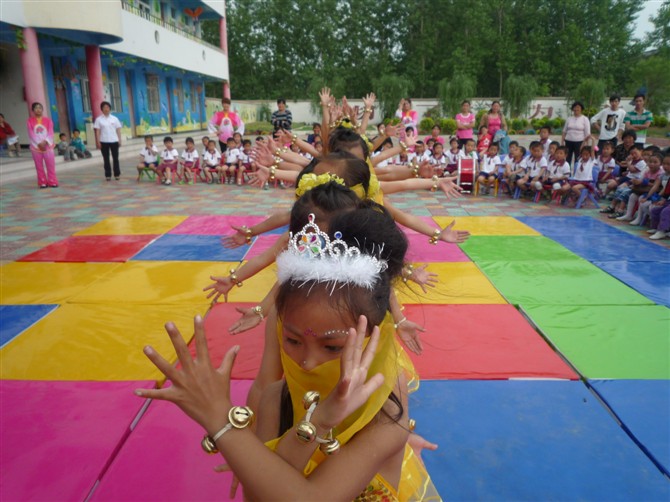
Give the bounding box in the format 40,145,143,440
423,105,441,119
551,117,566,129
570,78,606,110
510,118,526,131
475,108,487,125
530,117,551,131
438,73,476,117
373,74,411,119
441,118,457,135
419,117,435,135
503,75,537,118
653,115,669,127
583,107,599,118
245,121,273,135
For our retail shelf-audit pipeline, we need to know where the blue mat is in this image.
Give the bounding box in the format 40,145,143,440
590,380,670,477
552,232,670,264
0,305,58,348
593,261,670,307
130,234,248,261
266,224,289,235
516,216,625,236
410,380,670,501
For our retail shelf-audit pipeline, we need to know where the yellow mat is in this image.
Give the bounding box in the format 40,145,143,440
432,216,540,236
0,303,203,381
395,262,506,304
225,264,278,303
0,262,120,304
74,216,187,236
69,261,234,305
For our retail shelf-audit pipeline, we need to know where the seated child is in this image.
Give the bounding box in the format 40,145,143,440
546,141,560,165
445,137,460,174
223,136,240,184
200,135,210,158
137,135,159,179
238,139,253,184
411,141,431,166
539,126,552,158
615,151,661,220
371,138,394,168
425,138,436,154
56,133,76,161
458,138,478,161
561,145,596,199
601,144,648,214
477,143,502,195
543,145,571,192
596,141,617,190
430,142,448,176
157,136,179,185
306,123,321,144
646,153,670,239
626,153,667,224
179,137,199,185
477,125,492,156
70,129,92,159
503,143,526,194
233,131,243,150
517,141,547,193
202,140,222,184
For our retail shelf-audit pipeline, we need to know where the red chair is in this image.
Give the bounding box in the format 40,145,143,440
457,157,476,194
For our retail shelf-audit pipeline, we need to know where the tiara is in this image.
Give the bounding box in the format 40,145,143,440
276,213,388,289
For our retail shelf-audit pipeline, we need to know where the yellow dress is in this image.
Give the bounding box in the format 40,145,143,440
266,314,440,501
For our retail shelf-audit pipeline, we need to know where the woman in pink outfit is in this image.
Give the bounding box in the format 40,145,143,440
26,102,58,189
479,100,507,138
208,97,245,153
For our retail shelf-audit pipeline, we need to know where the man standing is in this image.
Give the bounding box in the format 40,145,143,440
271,98,292,135
624,94,653,149
590,95,626,151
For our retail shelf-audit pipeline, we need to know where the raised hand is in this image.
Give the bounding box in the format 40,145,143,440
409,264,438,293
313,316,384,430
275,128,293,146
439,220,470,244
252,145,273,167
362,93,376,110
396,319,425,355
228,306,264,335
384,123,399,138
135,316,237,436
404,131,417,148
221,224,252,249
319,87,332,107
439,178,463,199
248,164,270,188
203,275,234,303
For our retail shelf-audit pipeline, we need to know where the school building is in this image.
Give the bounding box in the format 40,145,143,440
0,0,230,142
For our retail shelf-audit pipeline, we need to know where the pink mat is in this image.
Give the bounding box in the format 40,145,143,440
90,380,253,502
242,234,285,260
0,380,152,501
402,304,578,380
169,215,267,235
17,235,157,262
405,234,470,262
188,302,265,379
398,216,439,235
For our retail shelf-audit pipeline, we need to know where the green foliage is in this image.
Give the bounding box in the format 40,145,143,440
257,103,272,122
418,117,435,134
475,108,487,125
510,118,529,132
383,117,401,126
571,78,606,110
530,117,553,131
440,118,457,135
653,115,669,128
373,74,411,119
583,107,599,118
631,55,670,115
438,74,476,117
423,105,441,119
503,76,537,118
244,121,273,135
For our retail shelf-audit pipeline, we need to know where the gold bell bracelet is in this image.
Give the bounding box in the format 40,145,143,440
429,229,441,245
295,391,340,455
229,268,244,287
201,406,255,454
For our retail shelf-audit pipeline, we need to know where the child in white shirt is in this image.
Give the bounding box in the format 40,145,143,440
517,141,548,193
477,143,502,195
223,137,240,184
445,137,460,174
457,138,478,161
544,146,571,191
179,137,199,185
158,136,178,185
137,135,159,181
596,141,617,188
430,142,448,176
238,139,253,184
563,145,596,197
202,139,222,184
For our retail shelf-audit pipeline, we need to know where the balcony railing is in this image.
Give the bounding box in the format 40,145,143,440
120,0,221,52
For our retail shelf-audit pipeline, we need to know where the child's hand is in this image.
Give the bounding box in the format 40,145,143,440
221,225,250,248
319,87,332,107
396,318,425,355
404,131,417,148
228,306,264,335
408,433,439,465
384,124,399,138
203,275,234,303
248,164,269,188
439,178,463,199
408,263,438,293
439,220,470,243
362,92,376,110
275,129,292,146
418,160,433,178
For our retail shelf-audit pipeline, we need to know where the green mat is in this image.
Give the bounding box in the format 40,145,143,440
460,236,581,262
522,305,670,379
476,260,653,305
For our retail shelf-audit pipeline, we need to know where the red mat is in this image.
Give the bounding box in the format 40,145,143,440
1,380,152,501
90,380,252,502
243,234,285,260
169,215,267,235
18,235,157,262
189,302,265,380
405,234,470,262
402,304,578,380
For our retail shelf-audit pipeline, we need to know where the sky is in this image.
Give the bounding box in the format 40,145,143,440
634,0,663,41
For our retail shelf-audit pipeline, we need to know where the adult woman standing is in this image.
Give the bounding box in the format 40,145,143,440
395,98,418,135
479,101,507,139
455,100,476,148
562,101,592,166
26,102,58,189
94,101,122,181
208,97,245,153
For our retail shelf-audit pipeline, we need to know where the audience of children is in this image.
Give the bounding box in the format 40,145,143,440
477,143,502,194
56,133,77,161
136,135,159,179
561,145,596,199
70,129,92,159
202,139,222,184
517,141,547,194
179,137,199,185
157,136,179,185
646,153,670,240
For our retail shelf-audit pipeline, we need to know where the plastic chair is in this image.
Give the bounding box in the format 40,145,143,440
575,165,600,209
137,166,156,182
457,157,476,194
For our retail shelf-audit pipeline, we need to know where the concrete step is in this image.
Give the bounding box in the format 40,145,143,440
0,130,208,185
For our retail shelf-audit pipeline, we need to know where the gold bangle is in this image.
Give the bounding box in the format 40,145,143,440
295,391,340,455
394,317,407,329
251,305,264,320
399,141,408,152
291,133,298,145
429,229,441,245
229,269,243,287
412,165,420,178
402,264,414,283
241,226,253,244
274,148,282,156
201,406,254,454
269,165,276,182
364,107,373,114
430,175,439,192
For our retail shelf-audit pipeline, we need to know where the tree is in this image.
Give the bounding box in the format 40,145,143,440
631,56,670,115
373,74,410,119
503,75,537,118
571,78,607,110
438,73,476,117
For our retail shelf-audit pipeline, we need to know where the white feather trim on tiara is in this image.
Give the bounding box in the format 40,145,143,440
276,213,388,289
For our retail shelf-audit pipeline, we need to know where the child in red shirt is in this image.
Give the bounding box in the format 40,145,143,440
477,125,492,157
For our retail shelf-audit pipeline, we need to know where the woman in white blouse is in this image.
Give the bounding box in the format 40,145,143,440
94,101,122,181
561,101,593,167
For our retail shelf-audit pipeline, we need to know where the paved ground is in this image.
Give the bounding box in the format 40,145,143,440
1,157,668,263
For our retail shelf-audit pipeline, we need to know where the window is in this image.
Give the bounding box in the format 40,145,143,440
190,81,200,114
175,78,184,113
107,66,123,112
77,61,91,113
146,74,160,113
138,0,151,19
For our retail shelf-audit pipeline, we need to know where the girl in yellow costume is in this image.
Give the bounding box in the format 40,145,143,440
137,202,441,501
